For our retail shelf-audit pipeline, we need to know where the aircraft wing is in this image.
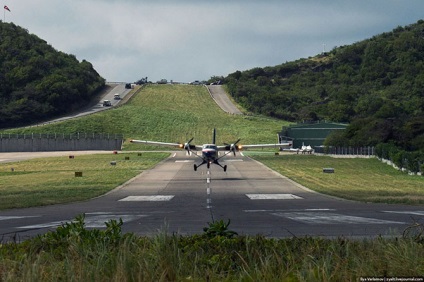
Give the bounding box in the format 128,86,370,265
236,142,292,150
130,139,203,150
216,142,292,151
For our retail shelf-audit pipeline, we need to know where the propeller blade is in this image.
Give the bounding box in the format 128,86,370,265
230,139,241,156
184,137,194,151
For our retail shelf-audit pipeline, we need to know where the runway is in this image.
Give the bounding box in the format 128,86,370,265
0,151,423,241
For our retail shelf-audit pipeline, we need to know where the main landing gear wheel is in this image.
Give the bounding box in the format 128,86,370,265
224,165,227,172
207,162,210,169
193,164,197,171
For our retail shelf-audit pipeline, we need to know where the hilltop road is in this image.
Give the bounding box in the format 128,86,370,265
206,85,243,115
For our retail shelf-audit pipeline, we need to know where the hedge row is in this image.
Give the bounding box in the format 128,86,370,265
375,143,424,174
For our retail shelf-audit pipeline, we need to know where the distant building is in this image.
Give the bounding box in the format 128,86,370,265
279,121,347,148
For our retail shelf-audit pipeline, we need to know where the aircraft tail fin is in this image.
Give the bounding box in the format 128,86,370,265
212,128,216,144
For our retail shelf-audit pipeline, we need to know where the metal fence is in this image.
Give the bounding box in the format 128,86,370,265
0,133,124,152
313,146,375,156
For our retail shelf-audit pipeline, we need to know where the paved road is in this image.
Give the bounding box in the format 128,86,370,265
33,83,131,126
206,85,243,115
1,151,423,242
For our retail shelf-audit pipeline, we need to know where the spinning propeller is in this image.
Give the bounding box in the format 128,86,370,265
225,138,241,156
180,137,195,153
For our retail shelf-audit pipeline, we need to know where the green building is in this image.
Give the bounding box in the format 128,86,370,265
280,122,347,148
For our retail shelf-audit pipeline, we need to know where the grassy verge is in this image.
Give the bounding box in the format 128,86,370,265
1,216,423,281
248,153,424,205
0,152,169,210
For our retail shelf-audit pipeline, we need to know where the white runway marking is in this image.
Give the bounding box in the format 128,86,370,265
273,212,405,225
244,209,335,213
82,214,147,228
224,159,243,162
119,195,175,201
246,194,303,200
18,214,147,229
383,211,424,216
0,216,40,221
175,160,193,163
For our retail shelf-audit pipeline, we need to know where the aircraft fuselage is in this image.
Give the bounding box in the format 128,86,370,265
201,144,218,163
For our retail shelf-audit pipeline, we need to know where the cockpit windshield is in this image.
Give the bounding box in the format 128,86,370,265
203,144,217,150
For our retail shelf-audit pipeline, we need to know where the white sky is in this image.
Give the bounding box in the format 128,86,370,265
3,0,424,83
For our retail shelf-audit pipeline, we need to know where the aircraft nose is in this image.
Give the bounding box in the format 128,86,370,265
203,149,215,158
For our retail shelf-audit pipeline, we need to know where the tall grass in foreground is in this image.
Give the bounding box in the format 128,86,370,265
1,215,423,281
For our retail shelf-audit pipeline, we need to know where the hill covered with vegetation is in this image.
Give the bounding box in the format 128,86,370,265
0,22,105,128
221,20,424,151
1,85,288,147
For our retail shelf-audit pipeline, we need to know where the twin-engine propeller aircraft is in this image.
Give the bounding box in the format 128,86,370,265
130,129,292,172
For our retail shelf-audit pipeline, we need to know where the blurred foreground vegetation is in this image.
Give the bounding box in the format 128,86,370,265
1,215,423,281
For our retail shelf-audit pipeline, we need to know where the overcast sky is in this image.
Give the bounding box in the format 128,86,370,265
4,1,424,83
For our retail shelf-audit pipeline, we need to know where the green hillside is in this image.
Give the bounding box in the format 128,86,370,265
222,20,424,151
1,85,289,148
0,22,105,128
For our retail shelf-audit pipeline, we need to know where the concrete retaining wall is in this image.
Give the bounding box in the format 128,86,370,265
0,134,123,152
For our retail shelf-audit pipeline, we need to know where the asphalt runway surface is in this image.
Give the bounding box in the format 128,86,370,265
1,151,423,242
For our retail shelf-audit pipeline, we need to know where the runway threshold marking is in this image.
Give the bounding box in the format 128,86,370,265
18,213,147,229
383,211,424,216
0,216,40,221
273,212,405,225
119,195,175,201
246,194,303,200
244,209,335,213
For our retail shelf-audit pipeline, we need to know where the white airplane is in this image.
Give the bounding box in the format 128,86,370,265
283,142,313,154
300,143,313,154
130,129,292,171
